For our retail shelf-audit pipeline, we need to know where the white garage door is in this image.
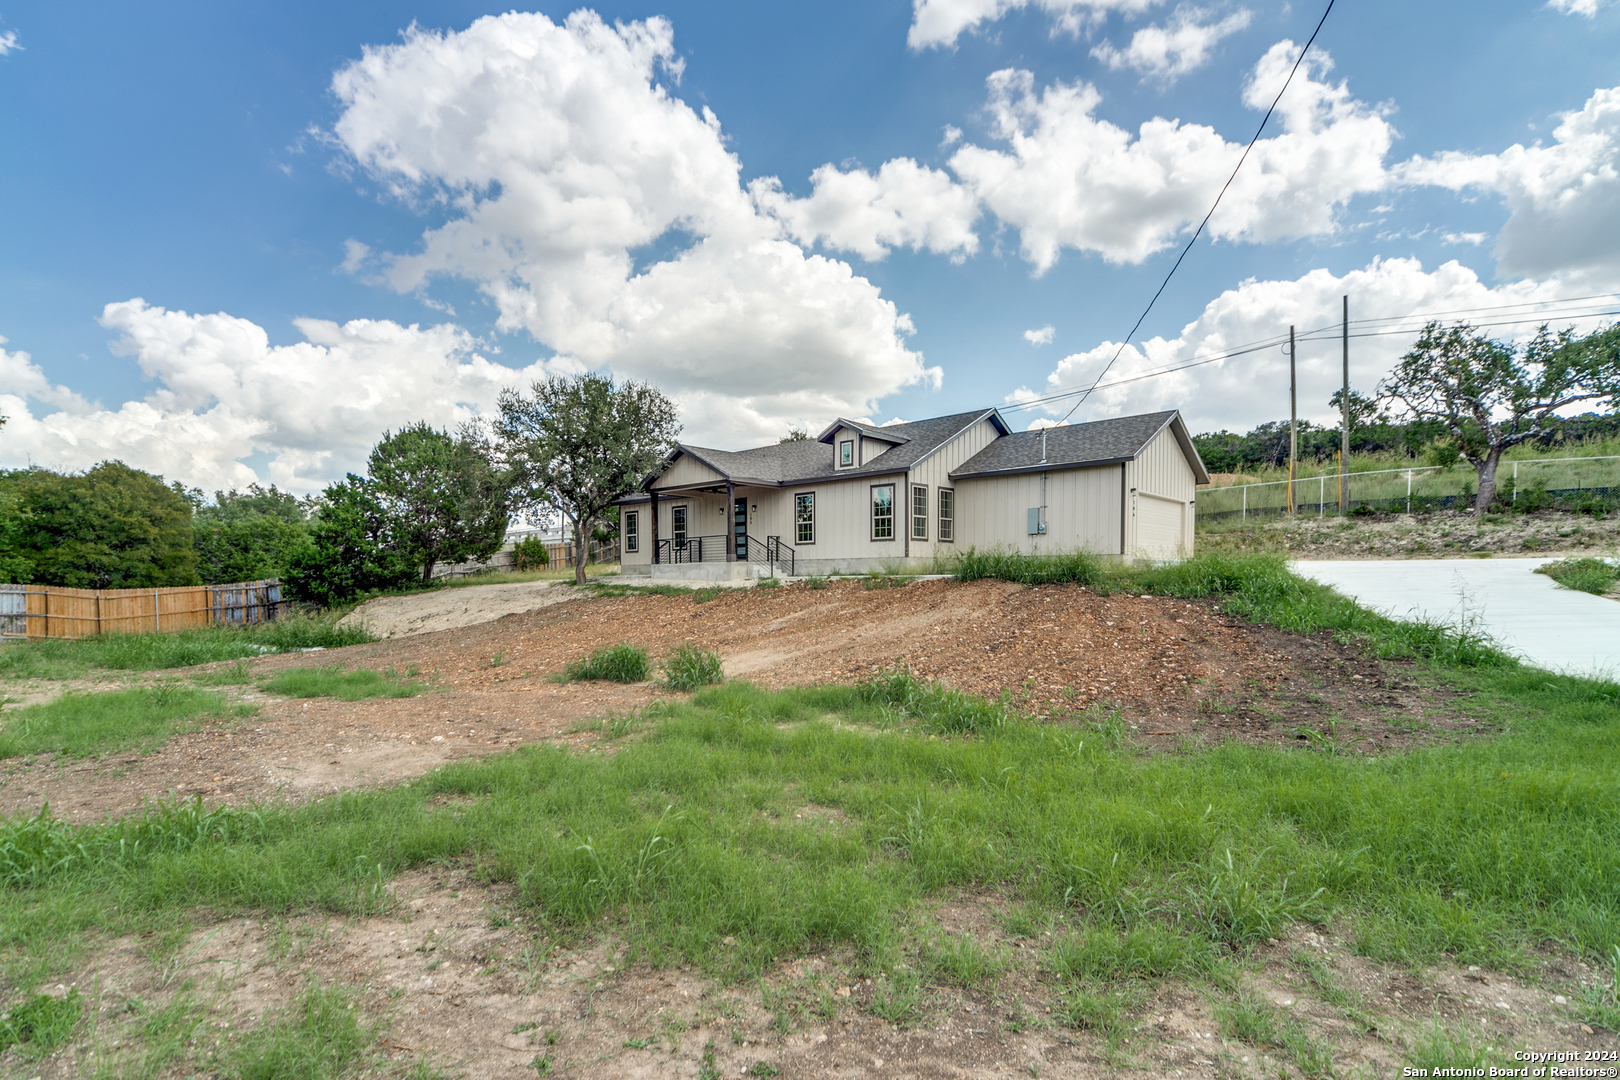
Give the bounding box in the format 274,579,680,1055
1137,493,1186,559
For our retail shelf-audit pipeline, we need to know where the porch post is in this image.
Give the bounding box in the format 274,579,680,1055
650,490,660,564
726,480,736,561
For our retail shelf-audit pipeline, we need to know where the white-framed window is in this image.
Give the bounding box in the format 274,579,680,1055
672,504,688,544
938,488,955,543
624,510,639,553
839,439,855,467
794,492,815,545
911,484,928,541
871,484,895,540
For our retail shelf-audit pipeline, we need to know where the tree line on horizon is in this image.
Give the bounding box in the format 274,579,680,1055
0,374,680,602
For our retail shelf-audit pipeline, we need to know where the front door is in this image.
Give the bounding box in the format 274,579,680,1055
733,498,748,560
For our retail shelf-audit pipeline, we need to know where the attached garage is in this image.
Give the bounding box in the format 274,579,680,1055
949,410,1208,562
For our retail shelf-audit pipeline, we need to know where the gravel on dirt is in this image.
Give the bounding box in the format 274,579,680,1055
1201,507,1619,561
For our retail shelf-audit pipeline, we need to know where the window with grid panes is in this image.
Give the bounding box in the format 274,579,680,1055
871,485,895,540
911,484,927,540
938,488,954,542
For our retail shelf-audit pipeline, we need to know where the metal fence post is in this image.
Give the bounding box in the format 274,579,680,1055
1513,460,1518,503
1319,475,1325,518
1406,471,1412,514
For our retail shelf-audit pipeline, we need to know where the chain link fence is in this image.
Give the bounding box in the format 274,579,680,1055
1196,455,1620,525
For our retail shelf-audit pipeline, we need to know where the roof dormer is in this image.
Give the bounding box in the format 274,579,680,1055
817,418,908,470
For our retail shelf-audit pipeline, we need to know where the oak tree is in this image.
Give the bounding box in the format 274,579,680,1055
1377,322,1620,510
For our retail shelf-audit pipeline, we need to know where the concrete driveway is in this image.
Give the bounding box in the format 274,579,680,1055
1291,557,1620,676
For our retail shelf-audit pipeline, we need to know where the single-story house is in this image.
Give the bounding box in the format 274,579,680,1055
615,407,1210,579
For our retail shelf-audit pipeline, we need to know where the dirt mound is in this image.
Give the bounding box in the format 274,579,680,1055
1,578,1479,823
337,580,579,639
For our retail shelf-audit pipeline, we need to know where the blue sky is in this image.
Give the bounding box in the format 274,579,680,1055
1,0,1618,492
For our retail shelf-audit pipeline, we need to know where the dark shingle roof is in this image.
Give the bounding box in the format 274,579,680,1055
652,408,1005,489
952,411,1208,481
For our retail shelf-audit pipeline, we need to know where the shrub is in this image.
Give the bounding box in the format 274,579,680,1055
512,536,550,570
662,643,724,691
564,643,652,683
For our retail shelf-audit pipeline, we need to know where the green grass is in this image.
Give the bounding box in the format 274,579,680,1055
0,613,374,679
1536,557,1620,595
0,556,1616,1058
0,652,1615,994
261,665,424,701
957,550,1514,668
954,547,1104,586
662,643,724,691
0,988,80,1057
224,980,377,1080
560,643,652,683
0,685,244,758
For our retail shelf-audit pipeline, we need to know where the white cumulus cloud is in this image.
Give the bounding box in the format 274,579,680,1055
1091,6,1253,82
1547,0,1613,15
1024,325,1056,345
950,42,1395,271
0,31,20,56
1396,86,1620,289
750,159,981,262
908,0,1162,50
327,10,939,446
1008,258,1600,435
0,303,572,494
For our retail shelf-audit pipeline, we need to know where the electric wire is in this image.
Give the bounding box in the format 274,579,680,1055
1052,0,1338,426
999,297,1620,418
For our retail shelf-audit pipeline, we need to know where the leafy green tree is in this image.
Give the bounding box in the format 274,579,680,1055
0,486,32,583
282,477,415,605
1378,322,1620,510
1,462,199,587
193,484,313,584
494,374,680,584
367,423,509,582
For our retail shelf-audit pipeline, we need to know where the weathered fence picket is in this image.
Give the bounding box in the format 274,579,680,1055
0,579,288,640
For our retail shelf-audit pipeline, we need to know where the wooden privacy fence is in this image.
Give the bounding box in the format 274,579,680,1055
0,580,288,640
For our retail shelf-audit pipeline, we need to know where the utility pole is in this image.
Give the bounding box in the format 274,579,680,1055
1288,325,1297,518
1340,294,1350,515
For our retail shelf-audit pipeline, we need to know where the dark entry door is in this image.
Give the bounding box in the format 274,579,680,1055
733,498,748,560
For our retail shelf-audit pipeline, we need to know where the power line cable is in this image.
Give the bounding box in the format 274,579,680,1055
999,299,1620,416
1053,0,1338,426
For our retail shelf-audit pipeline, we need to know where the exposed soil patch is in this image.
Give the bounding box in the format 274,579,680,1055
1202,508,1620,561
1,578,1478,821
21,871,1612,1080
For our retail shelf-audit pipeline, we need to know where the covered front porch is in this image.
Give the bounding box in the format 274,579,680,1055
641,479,798,578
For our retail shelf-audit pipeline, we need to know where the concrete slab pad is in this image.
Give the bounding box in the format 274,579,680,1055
1292,557,1620,677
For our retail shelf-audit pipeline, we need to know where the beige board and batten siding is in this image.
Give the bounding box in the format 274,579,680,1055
781,472,908,566
655,454,727,490
904,415,1005,561
954,465,1124,555
1123,425,1197,559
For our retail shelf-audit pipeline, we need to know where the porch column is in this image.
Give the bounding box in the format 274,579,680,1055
726,480,735,562
650,490,660,564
